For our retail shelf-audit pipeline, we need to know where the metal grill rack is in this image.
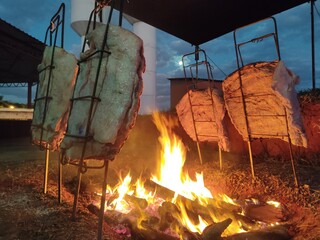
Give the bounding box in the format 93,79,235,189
31,3,65,199
232,17,299,186
182,48,224,168
58,1,125,239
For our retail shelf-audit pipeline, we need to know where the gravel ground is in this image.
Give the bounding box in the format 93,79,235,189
0,121,319,240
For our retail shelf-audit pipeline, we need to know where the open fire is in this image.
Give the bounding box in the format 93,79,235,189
93,112,287,239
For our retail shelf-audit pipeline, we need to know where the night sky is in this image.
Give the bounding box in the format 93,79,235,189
0,0,319,110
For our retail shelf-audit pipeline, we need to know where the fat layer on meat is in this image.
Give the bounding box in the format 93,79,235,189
61,24,145,161
222,61,307,147
176,88,231,152
31,46,78,151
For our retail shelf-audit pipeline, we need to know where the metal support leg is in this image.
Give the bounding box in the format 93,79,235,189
218,147,222,170
72,168,83,220
98,160,109,240
58,152,63,204
196,142,203,165
288,140,299,187
44,147,50,194
247,141,255,179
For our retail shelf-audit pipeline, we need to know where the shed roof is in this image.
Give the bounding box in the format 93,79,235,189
0,18,45,87
116,0,309,45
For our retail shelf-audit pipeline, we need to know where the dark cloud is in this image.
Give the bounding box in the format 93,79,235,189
0,0,80,52
156,95,170,111
156,73,171,110
156,29,195,71
203,33,234,57
169,40,193,55
156,86,170,98
1,1,319,108
0,0,52,30
0,1,69,39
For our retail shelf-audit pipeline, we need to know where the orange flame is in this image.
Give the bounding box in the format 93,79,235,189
97,112,281,236
151,112,212,202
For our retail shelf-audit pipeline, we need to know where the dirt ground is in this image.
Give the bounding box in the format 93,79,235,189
0,115,320,239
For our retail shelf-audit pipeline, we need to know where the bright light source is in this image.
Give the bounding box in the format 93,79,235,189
9,105,15,109
178,61,183,66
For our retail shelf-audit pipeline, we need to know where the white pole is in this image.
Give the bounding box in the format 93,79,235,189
71,0,95,36
132,22,157,115
71,1,157,114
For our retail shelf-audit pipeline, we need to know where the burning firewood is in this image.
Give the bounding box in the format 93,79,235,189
87,203,124,225
105,191,148,210
124,194,148,210
158,201,181,231
223,225,291,240
233,213,261,232
145,179,176,200
182,196,241,220
128,223,179,240
244,203,285,223
88,202,180,240
201,218,232,240
180,228,202,240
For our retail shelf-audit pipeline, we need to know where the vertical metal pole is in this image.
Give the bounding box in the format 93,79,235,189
218,146,222,170
311,0,316,90
98,160,109,240
196,142,203,165
194,47,202,165
247,141,255,179
58,152,63,204
187,89,203,165
71,2,115,219
44,146,50,194
284,109,299,187
27,81,32,108
234,29,255,180
72,169,82,220
288,139,299,187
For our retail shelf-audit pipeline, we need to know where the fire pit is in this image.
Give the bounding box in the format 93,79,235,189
0,113,319,239
87,112,292,239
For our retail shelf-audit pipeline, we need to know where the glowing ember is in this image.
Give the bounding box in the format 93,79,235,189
106,173,134,214
175,199,208,234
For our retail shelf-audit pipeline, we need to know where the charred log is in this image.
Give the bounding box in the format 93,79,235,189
129,224,179,240
223,225,291,240
126,194,148,209
180,228,202,240
244,203,285,223
145,179,176,200
201,218,232,240
158,201,181,231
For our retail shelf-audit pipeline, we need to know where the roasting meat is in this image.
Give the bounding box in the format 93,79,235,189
61,24,145,161
31,46,78,151
222,61,307,147
176,88,231,151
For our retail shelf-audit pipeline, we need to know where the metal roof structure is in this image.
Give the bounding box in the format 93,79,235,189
0,0,313,89
0,18,45,88
115,0,310,46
